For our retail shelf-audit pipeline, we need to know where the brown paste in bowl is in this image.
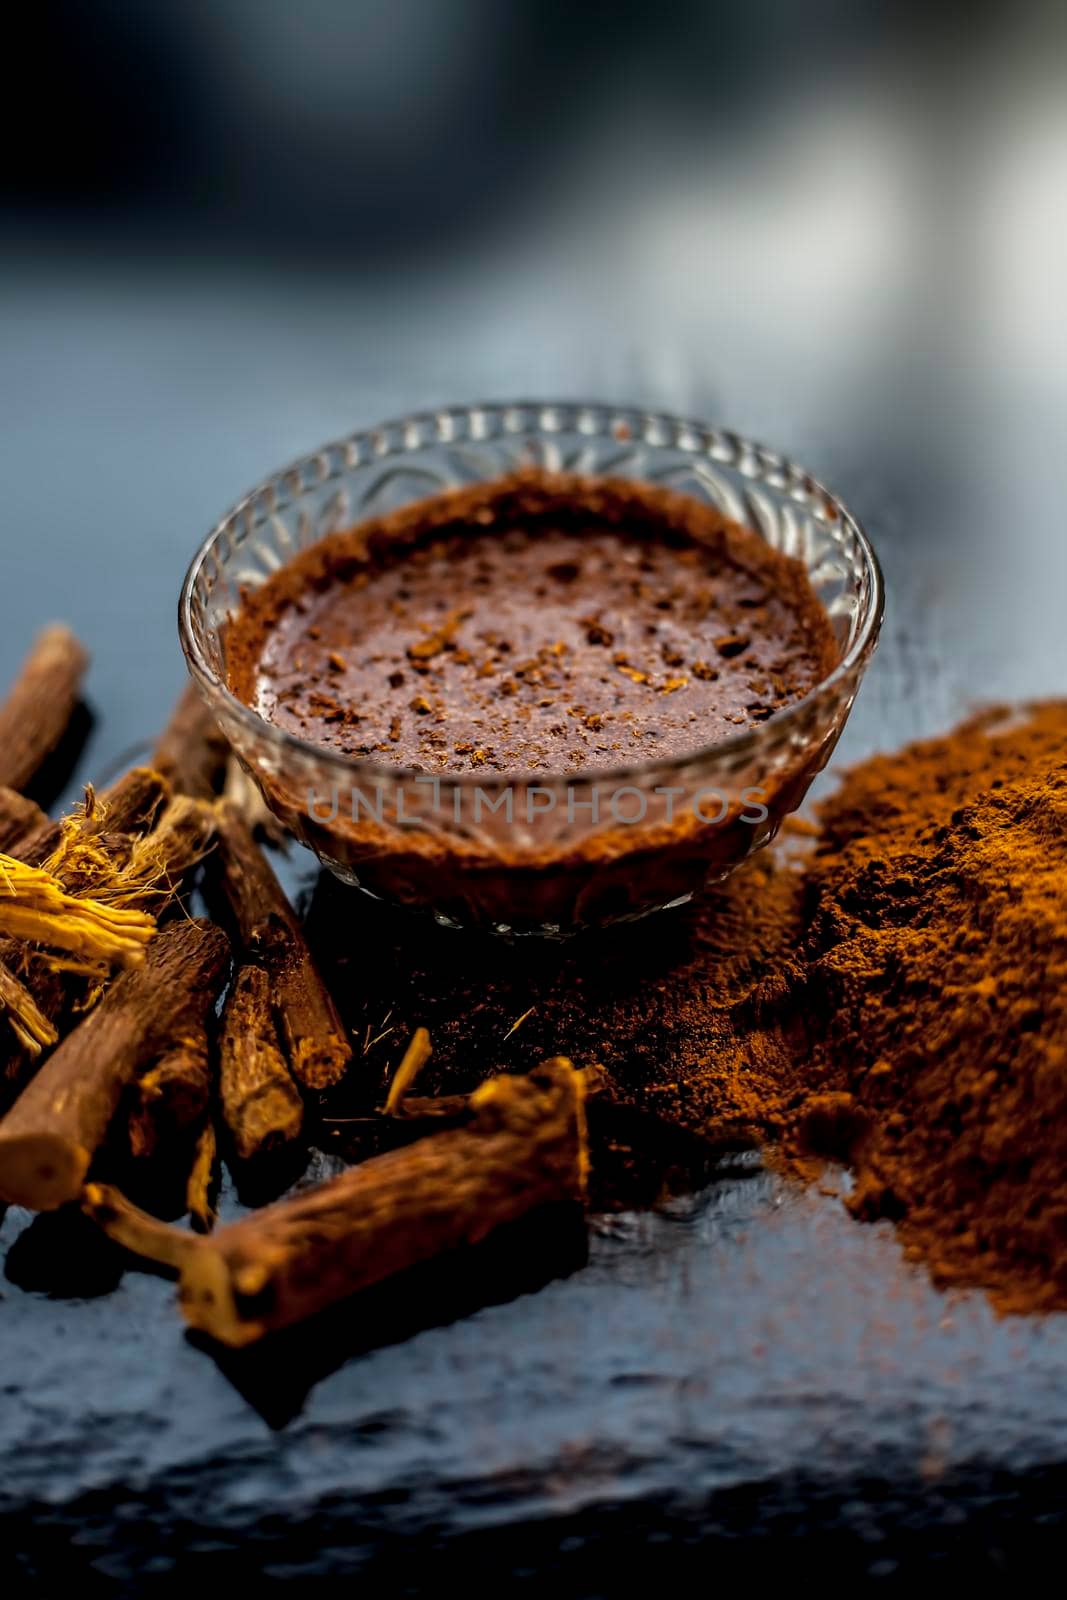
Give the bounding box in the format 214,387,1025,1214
228,470,836,767
224,470,840,930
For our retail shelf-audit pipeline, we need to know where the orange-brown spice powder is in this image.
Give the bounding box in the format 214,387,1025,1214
780,700,1067,1312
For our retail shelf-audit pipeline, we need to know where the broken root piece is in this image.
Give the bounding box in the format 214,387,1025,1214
219,964,304,1170
213,801,351,1091
128,1016,213,1160
383,1026,432,1114
178,1057,587,1348
0,919,230,1209
0,625,89,793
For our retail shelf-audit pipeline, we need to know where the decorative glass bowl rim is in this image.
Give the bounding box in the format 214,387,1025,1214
178,400,884,789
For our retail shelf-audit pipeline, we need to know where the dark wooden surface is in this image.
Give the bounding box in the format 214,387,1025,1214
1,260,1065,1590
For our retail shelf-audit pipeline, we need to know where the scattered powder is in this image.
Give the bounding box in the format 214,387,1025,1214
311,701,1067,1314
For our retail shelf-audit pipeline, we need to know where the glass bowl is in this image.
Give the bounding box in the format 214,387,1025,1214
179,402,883,935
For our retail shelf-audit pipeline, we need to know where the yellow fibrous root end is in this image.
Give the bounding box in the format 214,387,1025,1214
0,852,155,969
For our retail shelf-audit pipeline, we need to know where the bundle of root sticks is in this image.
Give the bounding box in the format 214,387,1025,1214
0,630,591,1352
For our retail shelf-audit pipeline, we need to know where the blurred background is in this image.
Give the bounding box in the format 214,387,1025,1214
2,0,1065,785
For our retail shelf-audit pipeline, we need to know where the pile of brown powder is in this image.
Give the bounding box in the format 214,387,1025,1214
785,700,1067,1312
310,700,1067,1314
